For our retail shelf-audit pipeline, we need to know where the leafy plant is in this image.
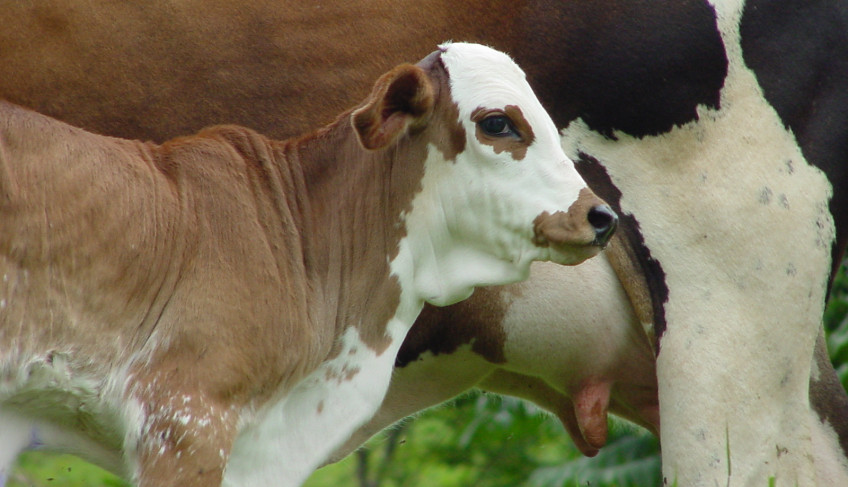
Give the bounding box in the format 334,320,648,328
528,422,661,487
8,452,128,487
826,260,848,388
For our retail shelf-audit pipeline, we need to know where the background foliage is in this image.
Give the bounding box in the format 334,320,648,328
9,262,848,487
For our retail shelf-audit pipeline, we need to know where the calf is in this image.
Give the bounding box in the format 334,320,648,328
0,43,614,487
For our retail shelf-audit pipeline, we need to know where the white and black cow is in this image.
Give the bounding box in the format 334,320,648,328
1,1,846,485
553,1,848,484
0,43,615,487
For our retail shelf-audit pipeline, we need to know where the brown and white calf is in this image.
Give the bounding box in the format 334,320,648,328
0,43,615,487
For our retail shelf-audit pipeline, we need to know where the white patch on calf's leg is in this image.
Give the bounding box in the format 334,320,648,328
0,350,139,477
224,325,404,487
0,410,35,482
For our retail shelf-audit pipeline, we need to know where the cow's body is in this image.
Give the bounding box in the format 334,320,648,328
1,0,847,485
0,43,613,487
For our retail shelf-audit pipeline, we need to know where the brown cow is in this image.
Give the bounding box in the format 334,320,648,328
0,43,615,487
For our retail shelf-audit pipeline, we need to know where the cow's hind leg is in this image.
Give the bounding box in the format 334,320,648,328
0,410,37,486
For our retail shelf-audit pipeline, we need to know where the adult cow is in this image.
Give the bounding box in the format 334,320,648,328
0,43,616,487
1,0,847,485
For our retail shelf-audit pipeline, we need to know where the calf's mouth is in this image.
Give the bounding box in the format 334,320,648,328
532,188,617,264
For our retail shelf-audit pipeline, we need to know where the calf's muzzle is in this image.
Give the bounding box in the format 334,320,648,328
532,188,618,263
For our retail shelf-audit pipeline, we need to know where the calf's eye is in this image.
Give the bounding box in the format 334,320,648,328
478,115,518,138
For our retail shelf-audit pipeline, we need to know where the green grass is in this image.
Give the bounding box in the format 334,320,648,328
8,452,128,487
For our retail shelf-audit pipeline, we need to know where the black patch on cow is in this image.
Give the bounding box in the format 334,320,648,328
741,0,848,281
576,152,670,349
513,0,727,139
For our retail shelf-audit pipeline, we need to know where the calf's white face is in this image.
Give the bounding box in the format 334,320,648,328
399,43,614,306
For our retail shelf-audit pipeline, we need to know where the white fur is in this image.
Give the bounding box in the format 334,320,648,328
810,409,848,486
224,326,406,486
561,1,837,484
0,411,34,483
403,43,590,308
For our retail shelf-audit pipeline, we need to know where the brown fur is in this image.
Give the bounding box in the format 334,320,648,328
533,188,604,254
0,0,516,143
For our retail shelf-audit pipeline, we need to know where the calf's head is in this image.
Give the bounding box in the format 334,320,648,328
352,42,616,305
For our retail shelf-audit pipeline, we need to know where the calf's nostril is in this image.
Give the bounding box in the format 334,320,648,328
588,204,618,245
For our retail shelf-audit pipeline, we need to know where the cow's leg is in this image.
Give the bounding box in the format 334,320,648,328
0,410,34,486
133,393,239,487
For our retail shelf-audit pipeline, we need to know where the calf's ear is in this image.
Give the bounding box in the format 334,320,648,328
352,64,435,150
